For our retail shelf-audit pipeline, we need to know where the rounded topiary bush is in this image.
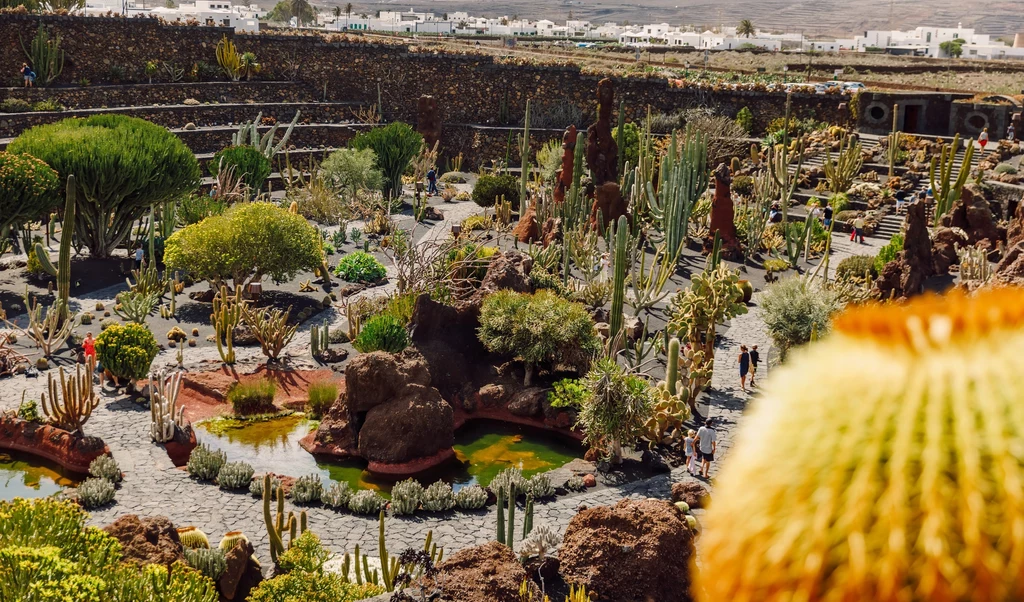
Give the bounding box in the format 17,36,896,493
95,323,160,382
472,174,520,208
334,251,386,283
209,145,271,192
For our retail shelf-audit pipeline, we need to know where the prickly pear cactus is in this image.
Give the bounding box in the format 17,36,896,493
698,288,1024,602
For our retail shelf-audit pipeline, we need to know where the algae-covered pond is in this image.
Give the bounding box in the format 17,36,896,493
196,415,580,496
0,451,79,501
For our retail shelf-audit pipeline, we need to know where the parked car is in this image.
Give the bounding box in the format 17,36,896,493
841,81,867,92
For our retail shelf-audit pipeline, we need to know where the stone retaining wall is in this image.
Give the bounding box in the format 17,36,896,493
0,80,313,108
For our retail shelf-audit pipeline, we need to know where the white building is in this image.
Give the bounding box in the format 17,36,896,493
853,24,1024,59
84,0,260,31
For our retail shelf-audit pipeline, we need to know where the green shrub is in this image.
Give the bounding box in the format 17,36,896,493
276,531,330,574
350,122,422,201
835,255,877,281
248,570,383,602
17,398,40,422
8,114,200,258
760,277,843,358
735,106,754,134
210,145,271,192
478,289,601,386
306,380,338,419
94,323,160,381
874,232,905,276
731,175,754,197
165,202,323,290
829,192,851,214
535,138,562,184
472,173,520,208
763,258,790,273
611,121,640,168
320,147,383,200
32,99,63,112
334,251,386,283
352,314,409,354
995,164,1017,175
383,292,417,325
0,151,61,240
577,358,655,462
0,98,32,113
177,193,227,226
227,378,276,415
548,378,587,409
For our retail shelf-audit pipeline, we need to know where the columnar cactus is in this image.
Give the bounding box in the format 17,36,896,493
40,358,98,434
698,287,1024,602
149,369,186,443
930,133,974,226
645,127,708,259
823,132,863,194
263,473,306,564
608,214,629,342
34,175,76,321
212,285,245,364
310,319,329,359
519,99,531,214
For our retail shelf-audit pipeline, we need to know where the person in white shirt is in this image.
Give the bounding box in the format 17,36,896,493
695,419,718,478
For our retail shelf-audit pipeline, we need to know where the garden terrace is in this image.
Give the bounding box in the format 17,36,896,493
0,80,316,110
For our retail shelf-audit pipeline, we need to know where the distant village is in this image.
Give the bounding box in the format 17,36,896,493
83,0,1024,60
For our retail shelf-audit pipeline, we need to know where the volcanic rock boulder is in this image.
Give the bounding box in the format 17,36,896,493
345,349,432,413
995,195,1024,285
873,200,933,300
589,181,628,231
417,95,441,149
102,515,184,568
559,499,696,602
939,184,1004,249
708,163,741,259
358,383,454,464
585,78,619,186
671,481,711,509
310,381,358,456
219,539,263,600
427,541,530,602
553,125,578,205
930,226,969,275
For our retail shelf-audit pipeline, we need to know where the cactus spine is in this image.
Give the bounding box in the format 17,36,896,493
645,126,709,259
608,215,629,343
34,175,76,321
150,369,186,443
262,474,306,565
929,133,974,226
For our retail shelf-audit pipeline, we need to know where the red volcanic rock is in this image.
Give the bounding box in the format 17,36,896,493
873,200,933,300
585,78,619,186
553,125,578,205
219,539,263,600
507,387,545,418
513,202,541,244
426,541,530,602
0,415,108,474
708,162,741,258
475,251,534,300
582,474,597,487
589,182,627,231
344,350,431,414
416,95,441,149
304,391,358,457
164,424,197,467
358,383,454,465
938,184,1004,248
671,481,711,509
103,515,184,568
559,499,696,602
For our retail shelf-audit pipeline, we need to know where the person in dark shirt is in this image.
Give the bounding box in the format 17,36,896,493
426,167,438,196
749,345,760,386
823,201,833,228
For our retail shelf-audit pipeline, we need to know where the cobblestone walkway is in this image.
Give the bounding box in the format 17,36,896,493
0,267,774,571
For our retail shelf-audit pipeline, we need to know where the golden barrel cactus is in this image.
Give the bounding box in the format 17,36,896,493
698,288,1024,602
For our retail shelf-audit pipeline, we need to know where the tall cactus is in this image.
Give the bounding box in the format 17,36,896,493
616,100,627,179
887,104,901,179
263,473,306,565
646,127,709,259
216,35,242,81
519,99,531,214
608,215,629,343
40,358,98,434
20,23,64,87
34,175,76,321
232,111,302,159
823,132,863,194
930,134,974,226
211,285,245,364
150,370,186,443
310,319,329,359
666,337,681,396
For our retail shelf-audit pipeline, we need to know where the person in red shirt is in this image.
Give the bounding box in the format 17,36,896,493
83,332,96,362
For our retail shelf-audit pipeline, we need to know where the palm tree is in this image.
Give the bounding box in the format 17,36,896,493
738,19,755,38
332,5,340,19
287,0,313,26
344,1,352,17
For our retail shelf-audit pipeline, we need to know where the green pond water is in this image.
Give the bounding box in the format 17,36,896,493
196,416,580,496
0,451,79,501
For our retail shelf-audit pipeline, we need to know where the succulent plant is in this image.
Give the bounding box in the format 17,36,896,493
186,443,226,481
526,474,554,499
699,288,1024,602
218,531,249,552
76,477,115,509
88,455,121,484
489,467,526,499
217,461,254,490
250,473,282,498
421,481,456,512
454,485,488,510
321,481,352,509
348,489,385,515
184,547,227,581
389,478,423,515
291,474,324,504
565,475,587,492
517,523,561,559
177,526,210,549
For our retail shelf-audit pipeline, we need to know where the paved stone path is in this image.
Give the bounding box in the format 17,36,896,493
0,224,806,575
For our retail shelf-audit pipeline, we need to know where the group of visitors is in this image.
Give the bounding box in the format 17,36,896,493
737,344,759,391
683,418,718,479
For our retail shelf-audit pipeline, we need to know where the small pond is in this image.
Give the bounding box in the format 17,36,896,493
196,416,581,496
0,451,80,501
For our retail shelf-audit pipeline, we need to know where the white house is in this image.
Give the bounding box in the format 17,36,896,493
853,24,1024,59
84,0,259,32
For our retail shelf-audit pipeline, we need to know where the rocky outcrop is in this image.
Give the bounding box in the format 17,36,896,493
589,181,628,231
344,350,432,413
872,200,933,300
427,541,530,602
585,79,626,230
359,383,454,464
102,515,184,568
219,538,263,600
708,162,741,258
553,125,578,206
513,204,561,246
930,226,969,275
937,184,1005,261
0,414,109,474
994,195,1024,285
474,251,534,300
559,499,696,602
417,95,441,149
671,481,711,509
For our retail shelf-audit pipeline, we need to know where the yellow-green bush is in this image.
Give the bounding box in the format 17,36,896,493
698,288,1024,602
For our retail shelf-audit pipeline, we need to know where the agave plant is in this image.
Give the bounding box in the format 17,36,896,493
239,52,260,81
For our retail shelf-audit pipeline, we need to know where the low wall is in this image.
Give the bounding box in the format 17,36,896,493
0,80,314,108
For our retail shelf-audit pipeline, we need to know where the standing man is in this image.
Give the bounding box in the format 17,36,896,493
20,63,33,88
1006,123,1016,143
851,213,866,244
426,166,438,196
823,200,833,229
133,244,145,271
749,345,760,386
695,418,717,479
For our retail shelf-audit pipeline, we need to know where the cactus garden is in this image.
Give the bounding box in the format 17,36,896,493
2,12,1024,602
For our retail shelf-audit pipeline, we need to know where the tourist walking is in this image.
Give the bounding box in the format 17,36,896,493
133,244,145,270
20,63,34,88
749,345,760,386
850,213,866,244
822,201,833,229
426,166,438,196
695,419,717,479
1008,124,1016,143
979,128,989,152
738,345,750,392
683,429,697,475
83,332,96,363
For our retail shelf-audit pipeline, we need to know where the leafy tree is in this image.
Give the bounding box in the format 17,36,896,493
350,123,422,202
319,147,383,201
7,115,200,258
164,201,322,290
940,39,965,58
267,0,315,24
0,151,61,239
577,358,655,464
478,289,601,386
210,145,271,193
737,19,756,38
